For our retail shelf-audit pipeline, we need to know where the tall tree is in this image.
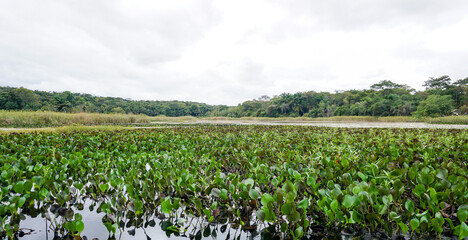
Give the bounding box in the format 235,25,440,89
423,76,451,94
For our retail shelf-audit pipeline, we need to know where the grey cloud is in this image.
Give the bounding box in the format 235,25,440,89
1,0,467,105
271,0,468,30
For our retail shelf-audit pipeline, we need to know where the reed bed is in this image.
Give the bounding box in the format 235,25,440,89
0,111,150,127
205,116,421,122
425,115,468,125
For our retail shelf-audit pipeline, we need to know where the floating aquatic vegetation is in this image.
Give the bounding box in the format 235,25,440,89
0,126,467,239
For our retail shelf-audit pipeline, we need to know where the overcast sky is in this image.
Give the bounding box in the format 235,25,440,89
1,0,468,105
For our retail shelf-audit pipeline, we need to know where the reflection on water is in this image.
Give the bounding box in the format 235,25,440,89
15,199,267,240
11,199,463,240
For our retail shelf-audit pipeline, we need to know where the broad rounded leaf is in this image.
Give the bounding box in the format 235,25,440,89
261,193,274,206
256,210,265,221
161,198,173,214
458,209,468,223
249,189,260,199
210,188,221,197
14,181,24,194
282,180,295,193
294,226,304,238
75,220,85,233
398,222,409,234
298,198,309,210
405,200,415,213
410,218,420,231
343,195,355,208
281,202,293,215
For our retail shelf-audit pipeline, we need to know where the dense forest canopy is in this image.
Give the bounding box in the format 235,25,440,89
1,75,467,117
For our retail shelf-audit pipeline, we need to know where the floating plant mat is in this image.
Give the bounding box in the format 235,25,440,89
0,126,467,239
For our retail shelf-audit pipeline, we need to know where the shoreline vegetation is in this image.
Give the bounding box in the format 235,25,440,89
0,110,149,128
1,76,468,120
1,110,467,128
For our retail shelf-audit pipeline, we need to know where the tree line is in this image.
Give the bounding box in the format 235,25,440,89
212,76,467,118
1,75,467,117
0,87,214,117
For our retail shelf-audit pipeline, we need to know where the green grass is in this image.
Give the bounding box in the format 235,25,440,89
0,110,150,127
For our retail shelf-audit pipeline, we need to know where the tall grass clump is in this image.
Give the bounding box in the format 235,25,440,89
376,116,421,122
425,115,468,125
151,115,198,123
0,110,150,127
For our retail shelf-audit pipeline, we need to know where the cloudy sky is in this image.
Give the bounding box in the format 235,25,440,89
1,0,468,105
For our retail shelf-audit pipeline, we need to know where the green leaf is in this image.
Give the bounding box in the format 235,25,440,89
203,209,211,218
17,197,26,208
74,182,83,190
405,200,415,213
330,199,339,212
382,195,390,206
99,183,109,192
409,167,417,179
286,191,297,202
389,211,401,221
357,172,367,181
33,163,42,172
413,184,426,197
172,198,181,210
65,209,74,219
249,189,260,199
261,193,274,206
32,176,44,188
459,222,468,240
428,187,438,203
389,169,403,178
103,222,116,234
342,194,354,209
294,226,304,239
263,207,276,222
256,209,265,221
23,180,33,193
282,180,295,193
220,189,228,200
281,202,293,215
420,172,435,186
192,198,202,210
14,181,24,194
161,197,172,214
399,222,409,234
458,209,468,223
211,188,221,197
353,185,363,195
39,188,49,199
410,218,420,231
298,198,309,210
242,178,254,188
75,220,85,233
307,176,316,187
436,169,448,179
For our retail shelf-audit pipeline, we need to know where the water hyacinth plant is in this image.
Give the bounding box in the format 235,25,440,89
0,126,467,239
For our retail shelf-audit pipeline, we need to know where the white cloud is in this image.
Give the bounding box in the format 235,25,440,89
1,0,467,105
